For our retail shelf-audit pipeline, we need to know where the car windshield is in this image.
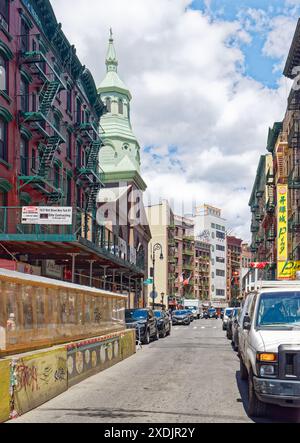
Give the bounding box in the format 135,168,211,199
174,311,187,315
125,309,148,320
208,309,216,313
225,309,233,316
154,311,163,318
256,292,300,329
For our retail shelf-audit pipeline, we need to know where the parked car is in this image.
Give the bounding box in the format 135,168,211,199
125,308,159,345
222,307,234,330
207,308,218,319
232,309,242,352
172,310,191,326
154,310,171,338
226,308,241,341
185,309,194,322
238,281,300,418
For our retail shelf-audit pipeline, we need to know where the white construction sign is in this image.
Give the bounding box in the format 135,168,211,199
21,207,73,225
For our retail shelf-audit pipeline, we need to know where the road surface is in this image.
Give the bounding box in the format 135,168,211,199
11,319,300,423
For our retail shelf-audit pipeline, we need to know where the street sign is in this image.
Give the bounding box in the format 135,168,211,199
150,291,158,300
143,278,153,286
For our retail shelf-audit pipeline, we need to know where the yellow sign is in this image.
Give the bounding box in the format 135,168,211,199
277,185,288,280
278,261,300,280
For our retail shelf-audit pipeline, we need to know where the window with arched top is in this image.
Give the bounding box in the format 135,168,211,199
118,99,123,115
0,54,7,92
106,98,111,113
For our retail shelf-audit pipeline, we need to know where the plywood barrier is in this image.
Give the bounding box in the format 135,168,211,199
66,329,136,387
120,329,136,360
11,347,67,417
0,359,10,423
3,330,136,420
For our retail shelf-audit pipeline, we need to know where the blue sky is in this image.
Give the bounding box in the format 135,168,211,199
51,0,300,239
190,0,300,88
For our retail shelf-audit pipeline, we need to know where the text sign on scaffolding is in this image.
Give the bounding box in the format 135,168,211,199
21,207,73,225
277,185,288,279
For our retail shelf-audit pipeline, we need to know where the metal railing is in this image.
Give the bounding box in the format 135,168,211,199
0,206,145,270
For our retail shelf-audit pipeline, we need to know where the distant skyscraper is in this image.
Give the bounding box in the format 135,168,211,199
193,205,227,305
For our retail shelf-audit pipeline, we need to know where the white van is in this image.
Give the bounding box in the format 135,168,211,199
238,281,300,417
183,299,201,319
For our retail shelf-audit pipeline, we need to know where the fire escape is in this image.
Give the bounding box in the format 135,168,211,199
18,50,67,203
288,90,300,260
76,123,104,213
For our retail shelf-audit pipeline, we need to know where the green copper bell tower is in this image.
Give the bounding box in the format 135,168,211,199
98,30,147,191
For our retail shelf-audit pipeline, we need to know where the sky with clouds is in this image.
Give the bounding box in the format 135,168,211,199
51,0,300,241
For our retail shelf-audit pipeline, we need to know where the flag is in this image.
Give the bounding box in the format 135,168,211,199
183,274,192,286
249,262,269,270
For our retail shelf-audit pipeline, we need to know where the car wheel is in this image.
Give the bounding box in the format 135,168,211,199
142,329,150,345
153,328,159,341
240,358,248,381
166,325,171,336
248,371,267,418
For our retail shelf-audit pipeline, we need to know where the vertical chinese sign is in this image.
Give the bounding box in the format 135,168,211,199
277,185,288,280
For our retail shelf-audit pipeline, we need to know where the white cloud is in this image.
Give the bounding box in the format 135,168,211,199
50,0,292,241
263,15,297,61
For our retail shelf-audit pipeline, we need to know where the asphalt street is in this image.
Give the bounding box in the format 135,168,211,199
11,319,300,423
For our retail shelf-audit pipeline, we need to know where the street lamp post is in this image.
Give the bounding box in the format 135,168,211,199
152,243,164,310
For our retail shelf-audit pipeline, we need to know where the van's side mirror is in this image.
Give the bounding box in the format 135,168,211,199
243,315,251,331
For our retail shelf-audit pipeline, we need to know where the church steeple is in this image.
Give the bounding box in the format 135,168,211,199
98,31,146,191
106,29,118,73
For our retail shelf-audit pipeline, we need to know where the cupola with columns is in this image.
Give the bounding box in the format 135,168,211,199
98,30,146,191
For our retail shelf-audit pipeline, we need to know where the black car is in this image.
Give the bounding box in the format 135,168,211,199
154,310,171,338
125,308,159,344
172,310,191,326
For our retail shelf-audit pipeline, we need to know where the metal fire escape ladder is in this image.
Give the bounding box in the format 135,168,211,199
39,81,61,116
18,50,67,203
86,141,102,170
38,136,62,177
86,182,102,212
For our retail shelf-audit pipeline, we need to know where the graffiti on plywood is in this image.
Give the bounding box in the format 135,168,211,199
11,348,67,416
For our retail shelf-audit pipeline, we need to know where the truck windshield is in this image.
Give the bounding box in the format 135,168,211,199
256,292,300,329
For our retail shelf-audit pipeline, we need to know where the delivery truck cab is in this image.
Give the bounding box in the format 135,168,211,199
238,280,300,417
183,300,201,319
